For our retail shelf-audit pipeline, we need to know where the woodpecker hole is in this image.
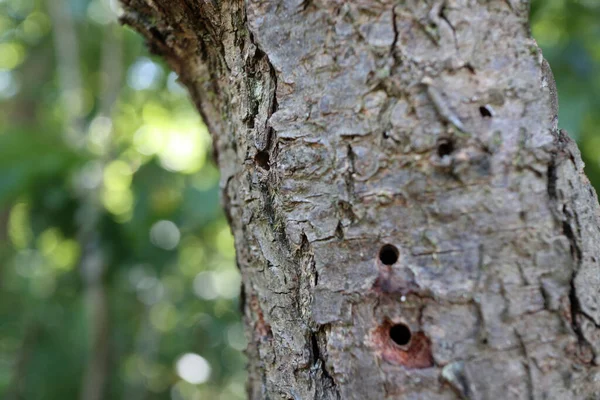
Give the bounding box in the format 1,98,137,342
437,140,455,158
255,151,270,170
379,244,399,265
479,105,493,118
371,321,433,368
390,323,412,347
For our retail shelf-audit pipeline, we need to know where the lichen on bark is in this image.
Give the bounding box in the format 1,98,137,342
120,0,600,398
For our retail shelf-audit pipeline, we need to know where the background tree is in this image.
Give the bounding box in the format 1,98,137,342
0,0,597,399
0,1,245,399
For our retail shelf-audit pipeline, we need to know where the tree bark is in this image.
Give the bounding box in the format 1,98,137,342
120,1,600,398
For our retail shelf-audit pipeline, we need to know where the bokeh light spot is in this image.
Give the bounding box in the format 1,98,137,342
102,187,134,217
0,69,20,99
150,220,181,250
104,160,132,190
226,323,247,351
21,11,50,42
175,353,211,385
149,302,178,332
136,276,165,305
192,271,217,300
127,57,163,90
0,42,26,69
158,128,207,173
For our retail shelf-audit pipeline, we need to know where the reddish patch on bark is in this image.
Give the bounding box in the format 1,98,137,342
560,295,572,323
372,264,420,296
369,321,433,369
566,341,594,365
249,295,272,340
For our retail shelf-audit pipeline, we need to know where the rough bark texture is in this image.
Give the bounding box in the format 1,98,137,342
120,1,600,398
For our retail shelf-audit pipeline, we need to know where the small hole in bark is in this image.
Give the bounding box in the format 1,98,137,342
255,151,270,170
335,221,344,240
390,324,412,346
437,140,455,158
379,244,399,265
479,105,493,118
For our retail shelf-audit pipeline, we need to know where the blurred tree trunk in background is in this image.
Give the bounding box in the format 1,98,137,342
48,2,122,399
120,1,600,398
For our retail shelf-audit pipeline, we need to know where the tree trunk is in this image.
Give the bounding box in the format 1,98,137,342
120,1,600,398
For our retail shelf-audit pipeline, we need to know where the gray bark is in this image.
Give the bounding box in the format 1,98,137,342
120,1,600,398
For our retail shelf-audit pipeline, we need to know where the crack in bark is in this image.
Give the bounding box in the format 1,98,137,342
438,1,459,52
296,231,340,399
300,229,339,398
309,328,341,400
547,136,598,363
345,144,357,200
515,331,535,400
390,6,398,57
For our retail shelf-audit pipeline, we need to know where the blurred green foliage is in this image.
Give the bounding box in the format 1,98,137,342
0,0,597,399
0,0,245,399
531,0,600,185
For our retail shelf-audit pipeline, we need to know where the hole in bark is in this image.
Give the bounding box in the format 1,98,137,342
390,323,412,346
479,105,493,118
335,221,344,240
379,244,399,265
255,151,270,170
437,140,455,158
